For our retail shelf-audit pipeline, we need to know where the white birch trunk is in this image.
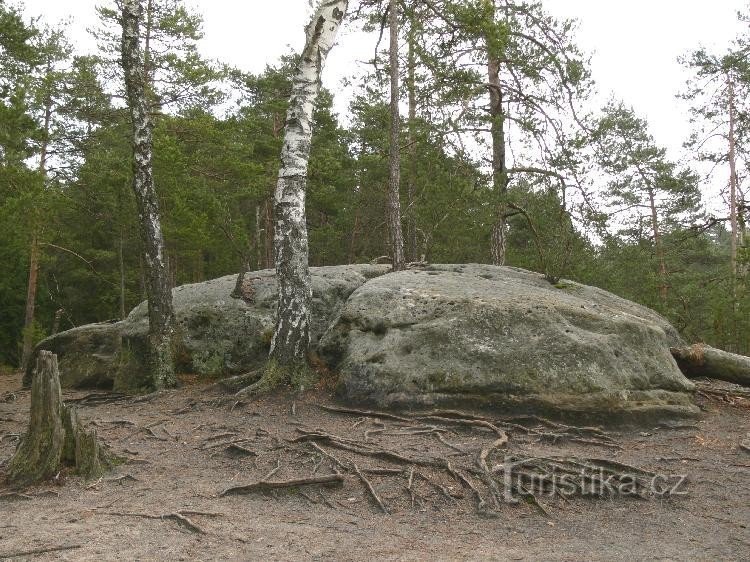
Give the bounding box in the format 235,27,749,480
270,0,348,365
121,0,175,388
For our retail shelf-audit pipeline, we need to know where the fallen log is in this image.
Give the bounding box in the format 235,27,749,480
671,344,750,387
7,351,114,486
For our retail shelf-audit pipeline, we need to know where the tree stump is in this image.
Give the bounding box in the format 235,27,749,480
7,351,113,486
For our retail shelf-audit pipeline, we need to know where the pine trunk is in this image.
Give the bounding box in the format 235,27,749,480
255,205,263,269
727,73,741,352
646,185,668,301
728,74,739,286
388,0,406,271
270,0,348,366
20,236,40,371
406,18,418,262
488,56,508,266
121,0,175,388
20,70,53,371
119,228,127,319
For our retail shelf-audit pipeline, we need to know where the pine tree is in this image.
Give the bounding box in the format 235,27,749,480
593,101,701,304
414,0,593,265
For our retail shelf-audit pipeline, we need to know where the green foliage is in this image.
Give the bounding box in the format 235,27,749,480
0,0,747,367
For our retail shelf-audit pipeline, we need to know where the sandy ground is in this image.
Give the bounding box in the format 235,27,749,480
1,371,748,562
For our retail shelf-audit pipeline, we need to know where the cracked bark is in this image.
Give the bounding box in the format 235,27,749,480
488,56,508,266
121,0,175,388
406,16,418,262
270,0,349,366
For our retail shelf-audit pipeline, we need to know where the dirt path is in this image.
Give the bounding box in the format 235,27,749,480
1,372,748,561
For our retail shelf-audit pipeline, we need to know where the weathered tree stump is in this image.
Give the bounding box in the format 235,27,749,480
7,351,113,486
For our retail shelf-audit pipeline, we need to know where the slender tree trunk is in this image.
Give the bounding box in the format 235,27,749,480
265,199,273,268
121,0,175,388
646,185,668,301
118,227,126,319
727,73,741,352
406,18,418,263
255,205,263,269
488,56,508,266
728,74,739,286
388,0,406,271
143,0,153,96
21,73,53,371
270,0,348,366
21,236,40,370
349,212,360,264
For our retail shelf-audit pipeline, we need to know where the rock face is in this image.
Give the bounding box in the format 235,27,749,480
29,263,698,419
319,264,698,421
27,265,388,392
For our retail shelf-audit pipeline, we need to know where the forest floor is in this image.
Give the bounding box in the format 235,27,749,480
0,370,749,562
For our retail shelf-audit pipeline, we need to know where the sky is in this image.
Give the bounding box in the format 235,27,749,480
21,0,746,170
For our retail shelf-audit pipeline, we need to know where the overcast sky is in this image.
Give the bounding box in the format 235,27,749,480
22,0,746,169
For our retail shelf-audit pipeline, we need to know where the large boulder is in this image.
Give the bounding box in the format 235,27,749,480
29,262,699,420
319,264,698,421
27,264,388,392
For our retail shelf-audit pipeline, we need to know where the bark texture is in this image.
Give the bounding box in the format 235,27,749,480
671,344,750,387
406,18,418,262
388,0,406,271
8,351,112,486
121,0,176,388
728,74,739,284
488,56,508,266
20,73,52,371
20,235,40,371
645,184,668,301
270,0,349,366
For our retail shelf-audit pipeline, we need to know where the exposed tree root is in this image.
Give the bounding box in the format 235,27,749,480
317,404,619,448
317,404,411,422
283,409,661,516
223,444,257,458
103,511,210,534
352,462,388,513
0,544,82,559
0,492,33,502
695,381,750,405
220,474,345,497
211,371,261,393
234,360,315,399
65,393,128,407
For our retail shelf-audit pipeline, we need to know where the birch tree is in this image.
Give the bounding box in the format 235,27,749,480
121,0,175,388
238,0,349,395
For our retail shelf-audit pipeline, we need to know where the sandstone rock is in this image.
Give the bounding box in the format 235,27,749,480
28,262,699,420
319,264,698,421
26,264,388,391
